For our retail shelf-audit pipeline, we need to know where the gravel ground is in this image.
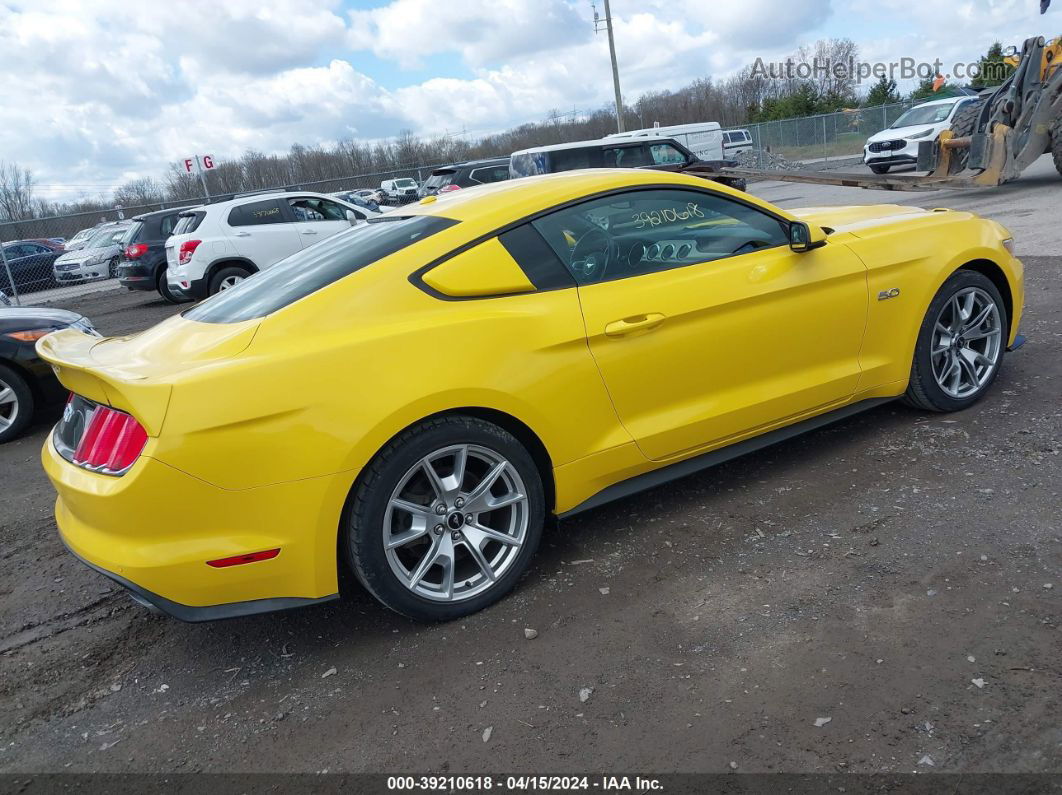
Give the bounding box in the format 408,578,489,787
0,267,1059,773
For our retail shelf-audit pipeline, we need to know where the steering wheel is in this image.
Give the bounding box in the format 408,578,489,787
569,228,612,283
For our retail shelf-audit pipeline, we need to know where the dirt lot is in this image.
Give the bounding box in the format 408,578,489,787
1,266,1059,772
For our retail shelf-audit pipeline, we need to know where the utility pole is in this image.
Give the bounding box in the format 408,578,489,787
593,0,625,133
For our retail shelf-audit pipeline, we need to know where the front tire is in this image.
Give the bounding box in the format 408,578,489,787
904,270,1007,412
1051,115,1062,178
947,99,985,174
343,415,545,621
0,363,34,444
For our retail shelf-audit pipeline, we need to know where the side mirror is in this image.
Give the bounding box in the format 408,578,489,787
345,210,358,225
789,221,827,252
1002,45,1018,57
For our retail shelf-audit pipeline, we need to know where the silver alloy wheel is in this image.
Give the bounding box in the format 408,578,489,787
218,275,244,291
383,444,529,602
0,376,18,432
931,286,1003,399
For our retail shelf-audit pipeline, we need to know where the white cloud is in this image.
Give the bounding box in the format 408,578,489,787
347,0,589,68
0,0,1034,202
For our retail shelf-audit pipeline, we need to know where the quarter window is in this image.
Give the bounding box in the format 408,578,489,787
530,189,789,285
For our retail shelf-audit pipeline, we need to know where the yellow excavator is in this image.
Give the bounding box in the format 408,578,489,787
715,1,1061,191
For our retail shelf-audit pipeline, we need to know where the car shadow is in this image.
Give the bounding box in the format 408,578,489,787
143,401,912,673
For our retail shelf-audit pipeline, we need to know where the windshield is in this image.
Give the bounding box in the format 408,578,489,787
395,179,417,188
85,227,127,249
184,215,458,324
424,171,456,188
890,102,958,128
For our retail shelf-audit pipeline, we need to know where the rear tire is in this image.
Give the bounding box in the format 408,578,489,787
157,269,191,304
947,99,985,174
0,363,34,444
869,164,890,174
904,270,1007,412
208,265,250,296
343,415,545,621
1051,115,1062,178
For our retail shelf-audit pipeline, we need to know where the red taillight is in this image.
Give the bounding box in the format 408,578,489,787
178,240,201,266
73,406,148,473
125,243,149,259
438,184,461,193
206,549,281,568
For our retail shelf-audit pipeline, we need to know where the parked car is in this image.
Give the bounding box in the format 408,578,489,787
52,224,132,285
510,136,747,191
39,168,1022,622
0,239,65,295
0,289,10,306
62,227,99,252
417,158,512,198
380,178,419,205
117,207,196,304
165,190,378,299
863,96,981,174
0,304,98,443
723,129,754,157
333,190,381,213
605,122,725,161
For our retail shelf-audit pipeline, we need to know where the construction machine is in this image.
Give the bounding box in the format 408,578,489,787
710,1,1061,192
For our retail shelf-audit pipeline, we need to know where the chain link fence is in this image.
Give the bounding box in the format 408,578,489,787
0,162,462,307
744,102,912,168
0,103,919,307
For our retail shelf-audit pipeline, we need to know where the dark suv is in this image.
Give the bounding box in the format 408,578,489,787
117,207,195,303
417,158,512,198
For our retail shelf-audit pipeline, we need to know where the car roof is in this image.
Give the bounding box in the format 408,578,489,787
512,137,682,156
132,206,199,222
431,157,510,174
397,168,792,231
909,96,966,107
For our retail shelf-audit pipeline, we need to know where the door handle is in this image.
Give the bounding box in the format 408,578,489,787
301,229,318,235
232,231,250,237
604,313,666,337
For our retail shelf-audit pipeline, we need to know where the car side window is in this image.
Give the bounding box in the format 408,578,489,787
159,214,179,237
230,199,286,227
530,189,790,286
288,197,348,222
469,166,510,184
649,144,687,165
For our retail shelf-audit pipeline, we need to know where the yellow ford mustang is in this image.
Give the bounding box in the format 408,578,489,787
38,169,1023,622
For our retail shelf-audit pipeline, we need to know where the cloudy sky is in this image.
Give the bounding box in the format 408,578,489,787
0,0,1051,201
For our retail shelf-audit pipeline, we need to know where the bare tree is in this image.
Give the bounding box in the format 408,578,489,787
0,161,36,222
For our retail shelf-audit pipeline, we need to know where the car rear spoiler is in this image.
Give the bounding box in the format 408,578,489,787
36,329,172,436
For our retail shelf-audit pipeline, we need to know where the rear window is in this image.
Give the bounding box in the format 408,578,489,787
124,221,146,244
174,211,205,235
184,215,459,324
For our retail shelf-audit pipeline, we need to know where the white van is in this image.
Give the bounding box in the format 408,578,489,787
723,129,754,157
379,178,419,205
605,122,724,162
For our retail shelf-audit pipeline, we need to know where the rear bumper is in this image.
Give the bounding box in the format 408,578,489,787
42,435,344,620
118,262,157,291
63,540,337,622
